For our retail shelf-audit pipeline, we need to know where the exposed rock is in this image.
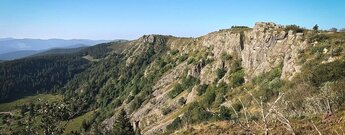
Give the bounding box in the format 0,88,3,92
104,22,313,134
188,59,206,77
186,86,198,104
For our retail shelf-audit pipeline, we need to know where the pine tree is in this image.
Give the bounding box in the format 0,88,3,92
313,24,319,31
113,109,135,135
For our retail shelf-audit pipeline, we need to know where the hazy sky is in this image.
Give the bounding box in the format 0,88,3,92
1,0,344,40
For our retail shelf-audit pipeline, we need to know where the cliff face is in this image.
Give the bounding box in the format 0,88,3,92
104,22,311,134
198,22,307,81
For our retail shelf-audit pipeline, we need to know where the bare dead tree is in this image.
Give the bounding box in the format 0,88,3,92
228,100,255,134
311,120,322,135
248,92,295,135
228,92,297,135
272,107,295,135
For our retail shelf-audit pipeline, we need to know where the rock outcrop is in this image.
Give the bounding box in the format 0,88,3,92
104,22,310,134
197,22,307,81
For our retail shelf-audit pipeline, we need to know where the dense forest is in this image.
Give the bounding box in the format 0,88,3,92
0,41,121,103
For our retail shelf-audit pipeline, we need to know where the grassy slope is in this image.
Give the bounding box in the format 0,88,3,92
0,94,63,112
63,110,96,134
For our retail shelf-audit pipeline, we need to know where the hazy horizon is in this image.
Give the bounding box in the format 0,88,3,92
1,0,345,40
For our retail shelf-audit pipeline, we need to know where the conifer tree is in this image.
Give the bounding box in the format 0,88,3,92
113,109,135,135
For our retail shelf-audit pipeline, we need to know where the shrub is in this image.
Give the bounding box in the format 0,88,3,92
196,84,208,96
168,84,184,98
187,58,195,64
231,26,249,29
285,25,304,33
178,97,186,106
229,69,245,87
162,107,172,115
257,85,278,102
307,60,345,86
201,88,216,108
178,54,188,62
233,102,242,112
166,117,182,131
309,34,329,42
168,76,199,98
216,68,227,80
268,78,283,91
252,65,282,84
213,94,225,108
331,47,342,56
126,95,134,103
170,49,179,55
183,103,212,124
219,106,232,120
129,97,143,113
221,52,232,61
181,76,199,90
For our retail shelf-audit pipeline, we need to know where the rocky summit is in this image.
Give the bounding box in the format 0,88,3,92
1,22,345,135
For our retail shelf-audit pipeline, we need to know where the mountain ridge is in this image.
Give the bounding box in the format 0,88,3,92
1,22,345,134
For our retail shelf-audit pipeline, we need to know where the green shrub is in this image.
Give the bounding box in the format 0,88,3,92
231,26,249,29
183,103,212,124
178,54,188,62
256,85,278,102
166,117,182,131
268,78,283,91
221,52,232,61
196,84,208,96
162,107,172,115
126,95,134,103
285,25,305,33
229,69,245,87
170,49,179,55
178,97,186,106
187,58,195,64
168,84,184,98
307,60,345,86
181,76,199,90
213,94,225,108
233,102,242,112
200,88,216,108
309,34,329,42
129,97,143,113
168,76,199,98
219,106,232,120
216,68,227,80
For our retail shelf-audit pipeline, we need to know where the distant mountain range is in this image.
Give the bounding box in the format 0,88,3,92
0,38,113,60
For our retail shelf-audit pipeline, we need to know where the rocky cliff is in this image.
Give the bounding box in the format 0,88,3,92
100,22,318,134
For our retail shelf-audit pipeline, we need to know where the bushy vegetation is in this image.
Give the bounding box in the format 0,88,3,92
304,60,345,86
166,117,182,131
112,109,135,135
229,69,245,87
168,75,199,98
231,26,249,29
219,106,232,120
196,84,208,96
251,66,283,101
216,68,227,80
285,24,305,33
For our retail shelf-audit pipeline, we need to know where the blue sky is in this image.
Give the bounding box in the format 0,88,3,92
0,0,344,40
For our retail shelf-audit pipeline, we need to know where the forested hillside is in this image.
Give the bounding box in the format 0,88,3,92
0,41,125,103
